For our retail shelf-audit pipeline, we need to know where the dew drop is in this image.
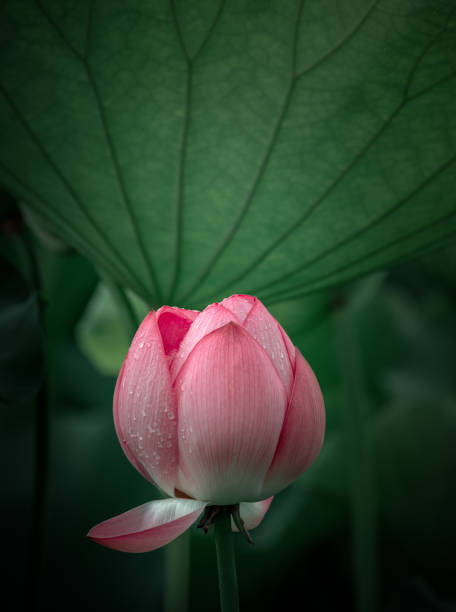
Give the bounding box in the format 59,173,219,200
139,341,144,348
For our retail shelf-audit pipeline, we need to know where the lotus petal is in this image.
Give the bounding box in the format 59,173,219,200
175,323,287,504
88,498,206,553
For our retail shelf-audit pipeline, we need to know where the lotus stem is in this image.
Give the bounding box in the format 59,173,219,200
21,226,50,608
103,276,139,341
334,298,379,612
214,507,240,612
164,530,190,612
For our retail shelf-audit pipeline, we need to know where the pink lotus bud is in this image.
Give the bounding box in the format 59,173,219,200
88,295,325,552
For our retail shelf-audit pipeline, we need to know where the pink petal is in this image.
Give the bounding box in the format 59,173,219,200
113,360,155,485
170,303,241,381
232,497,274,532
278,322,296,372
156,306,198,358
114,312,178,497
243,299,294,395
88,498,207,553
220,294,256,324
175,323,288,504
261,349,325,498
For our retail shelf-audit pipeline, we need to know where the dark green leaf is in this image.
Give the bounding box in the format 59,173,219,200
0,0,455,307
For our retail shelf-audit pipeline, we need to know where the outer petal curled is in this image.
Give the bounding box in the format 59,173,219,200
261,349,325,498
114,312,178,497
232,497,274,532
88,498,206,553
175,323,287,504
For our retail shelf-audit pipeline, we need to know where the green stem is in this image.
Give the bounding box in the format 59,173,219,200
214,507,240,612
164,531,190,612
103,276,139,340
27,376,50,606
334,302,378,612
21,228,50,608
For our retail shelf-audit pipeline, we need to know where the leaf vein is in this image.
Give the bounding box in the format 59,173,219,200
0,161,134,287
36,0,162,302
257,154,456,301
295,0,379,80
0,82,152,299
200,43,456,302
178,0,306,303
265,219,456,305
83,5,163,303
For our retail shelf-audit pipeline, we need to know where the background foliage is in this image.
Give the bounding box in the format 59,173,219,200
1,0,455,306
1,1,455,611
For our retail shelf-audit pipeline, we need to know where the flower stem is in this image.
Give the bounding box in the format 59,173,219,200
20,227,50,608
164,531,190,612
103,276,139,341
334,300,378,612
214,507,240,612
27,373,50,606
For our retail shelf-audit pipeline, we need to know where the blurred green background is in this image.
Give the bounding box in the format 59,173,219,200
1,1,456,611
2,208,456,611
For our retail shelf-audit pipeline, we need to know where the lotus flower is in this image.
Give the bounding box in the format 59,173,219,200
88,295,325,552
